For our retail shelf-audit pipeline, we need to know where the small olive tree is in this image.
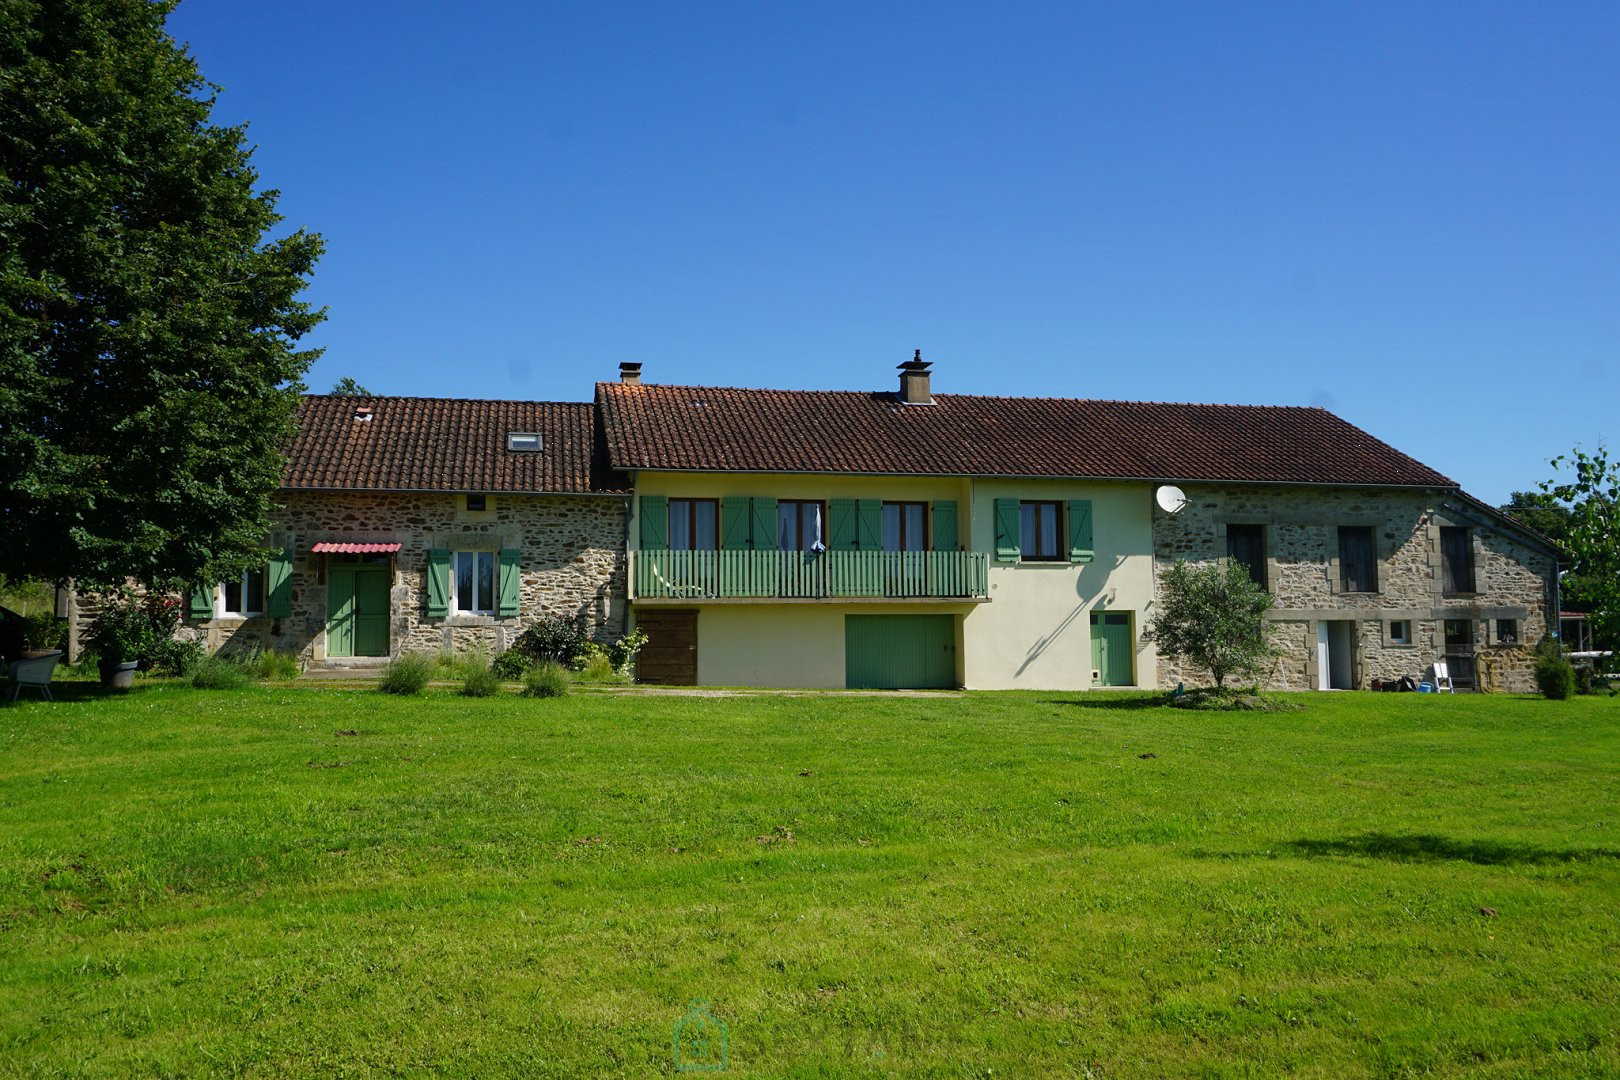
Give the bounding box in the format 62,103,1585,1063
1147,560,1274,689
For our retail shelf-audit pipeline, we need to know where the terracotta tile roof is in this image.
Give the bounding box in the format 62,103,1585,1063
597,382,1456,488
282,396,626,494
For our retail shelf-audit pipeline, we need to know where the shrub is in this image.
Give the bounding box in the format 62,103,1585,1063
1534,637,1575,700
1145,561,1274,689
379,653,434,695
492,649,532,680
514,615,588,666
21,611,67,653
461,664,502,697
88,589,180,674
571,643,628,684
608,627,649,678
521,661,571,698
190,655,252,690
151,637,207,677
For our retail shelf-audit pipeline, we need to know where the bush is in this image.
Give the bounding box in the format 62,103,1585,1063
1576,664,1595,695
461,664,502,698
492,648,532,680
151,637,206,677
21,611,67,653
514,615,588,666
571,643,628,684
255,649,302,680
88,589,180,674
521,661,571,698
1534,637,1575,700
190,655,252,690
379,653,434,695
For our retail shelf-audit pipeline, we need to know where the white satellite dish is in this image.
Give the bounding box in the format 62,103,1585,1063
1155,485,1188,514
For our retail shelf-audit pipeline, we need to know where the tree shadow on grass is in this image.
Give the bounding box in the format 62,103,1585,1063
1051,695,1169,711
1284,832,1620,866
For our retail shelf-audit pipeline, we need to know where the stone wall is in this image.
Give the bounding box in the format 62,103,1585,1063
1152,485,1557,693
150,491,626,665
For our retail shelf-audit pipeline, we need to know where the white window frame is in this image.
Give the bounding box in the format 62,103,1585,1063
452,550,497,615
1388,619,1411,646
220,568,266,617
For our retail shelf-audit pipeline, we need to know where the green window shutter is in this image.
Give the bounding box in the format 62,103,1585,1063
750,497,777,550
856,500,882,549
189,584,214,620
497,548,522,616
266,547,294,617
426,548,451,618
639,496,668,550
722,497,751,549
1067,499,1094,563
829,499,858,550
993,499,1021,562
930,501,958,551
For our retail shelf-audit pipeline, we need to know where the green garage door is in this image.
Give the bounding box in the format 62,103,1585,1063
845,614,956,689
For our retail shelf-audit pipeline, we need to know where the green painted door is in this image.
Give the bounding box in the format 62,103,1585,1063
845,614,955,689
1089,612,1134,686
328,565,391,658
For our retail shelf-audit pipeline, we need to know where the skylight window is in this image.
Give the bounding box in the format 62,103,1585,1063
506,432,542,452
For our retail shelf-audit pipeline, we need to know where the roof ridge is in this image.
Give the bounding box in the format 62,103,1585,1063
598,381,1346,413
301,394,593,407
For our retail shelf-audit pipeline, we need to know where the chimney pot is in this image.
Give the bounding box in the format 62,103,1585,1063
619,362,643,385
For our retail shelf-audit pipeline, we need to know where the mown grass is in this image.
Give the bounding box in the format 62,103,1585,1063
0,687,1616,1077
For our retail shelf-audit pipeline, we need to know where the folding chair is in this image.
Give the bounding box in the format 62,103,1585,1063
1432,660,1454,693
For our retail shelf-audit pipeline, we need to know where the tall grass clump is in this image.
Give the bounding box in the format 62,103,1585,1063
190,655,253,690
461,664,502,698
521,661,571,698
379,653,434,696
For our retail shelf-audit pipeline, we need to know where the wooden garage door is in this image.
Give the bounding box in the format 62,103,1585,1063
636,610,697,685
845,614,955,689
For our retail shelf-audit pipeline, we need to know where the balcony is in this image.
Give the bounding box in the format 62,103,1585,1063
633,549,989,602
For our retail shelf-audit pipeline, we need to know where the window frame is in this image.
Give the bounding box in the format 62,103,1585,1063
452,550,497,615
1440,526,1476,595
1338,525,1378,594
777,500,826,552
668,498,719,551
220,568,266,617
1020,501,1063,561
1495,618,1519,645
881,501,928,552
1388,619,1411,646
1226,523,1267,589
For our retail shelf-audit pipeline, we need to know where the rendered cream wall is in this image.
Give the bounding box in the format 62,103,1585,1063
686,602,972,688
962,480,1158,690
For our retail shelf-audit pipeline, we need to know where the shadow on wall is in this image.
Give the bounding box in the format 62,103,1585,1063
1285,832,1619,866
1013,554,1128,677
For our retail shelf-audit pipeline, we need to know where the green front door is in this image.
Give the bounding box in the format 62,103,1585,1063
845,614,955,689
328,564,391,658
1090,611,1134,686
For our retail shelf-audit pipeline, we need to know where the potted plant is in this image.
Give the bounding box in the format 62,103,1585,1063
88,591,179,689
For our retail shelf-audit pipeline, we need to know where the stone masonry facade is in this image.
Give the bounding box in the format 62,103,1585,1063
1152,484,1557,693
178,491,628,665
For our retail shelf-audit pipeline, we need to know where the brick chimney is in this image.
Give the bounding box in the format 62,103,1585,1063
619,361,643,385
897,350,933,405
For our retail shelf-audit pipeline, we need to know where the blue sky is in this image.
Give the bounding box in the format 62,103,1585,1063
169,1,1618,504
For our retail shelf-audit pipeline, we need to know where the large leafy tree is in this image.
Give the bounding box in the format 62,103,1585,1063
0,0,323,589
1530,447,1620,651
1147,560,1274,688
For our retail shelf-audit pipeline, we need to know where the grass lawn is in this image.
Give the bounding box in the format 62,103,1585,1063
1,684,1616,1078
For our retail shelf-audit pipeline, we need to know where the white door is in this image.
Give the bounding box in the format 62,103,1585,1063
1316,621,1331,690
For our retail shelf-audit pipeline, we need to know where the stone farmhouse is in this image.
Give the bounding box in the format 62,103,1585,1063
72,358,1560,692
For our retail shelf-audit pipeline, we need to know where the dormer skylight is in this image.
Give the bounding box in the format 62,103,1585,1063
506,432,542,452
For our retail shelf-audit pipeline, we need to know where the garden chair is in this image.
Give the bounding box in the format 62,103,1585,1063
1431,660,1454,693
7,650,63,702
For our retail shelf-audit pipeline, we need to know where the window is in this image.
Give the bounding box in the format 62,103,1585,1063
1441,526,1475,594
777,500,824,551
222,568,265,616
506,433,542,452
1496,618,1519,645
668,499,718,550
882,502,927,552
1338,526,1377,593
1226,524,1266,589
465,493,488,512
1444,619,1474,648
1020,501,1062,561
1389,620,1411,645
453,551,496,614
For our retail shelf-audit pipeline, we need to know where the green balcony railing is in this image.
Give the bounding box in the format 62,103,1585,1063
634,549,989,601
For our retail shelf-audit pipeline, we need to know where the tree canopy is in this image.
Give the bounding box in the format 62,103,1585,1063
0,0,324,589
1147,560,1274,688
1530,447,1619,650
329,377,372,396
